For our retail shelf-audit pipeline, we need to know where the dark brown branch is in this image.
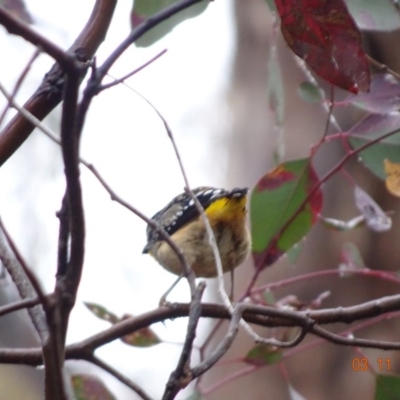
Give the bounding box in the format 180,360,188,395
56,194,70,277
56,71,85,341
1,298,400,368
68,295,400,353
42,294,68,400
47,53,84,400
0,0,117,166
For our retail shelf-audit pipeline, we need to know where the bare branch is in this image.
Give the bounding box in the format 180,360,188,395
310,324,400,350
0,0,117,166
84,163,194,289
0,297,40,318
0,48,41,128
56,194,70,278
367,54,400,81
163,282,206,399
0,223,47,340
0,85,191,298
0,219,70,399
97,0,206,82
1,300,400,368
0,7,76,71
101,49,168,91
56,71,85,343
89,356,153,400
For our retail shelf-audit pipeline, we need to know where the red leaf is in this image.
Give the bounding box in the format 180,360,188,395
255,165,296,190
275,0,370,93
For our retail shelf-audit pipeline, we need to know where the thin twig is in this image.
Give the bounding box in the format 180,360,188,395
294,57,342,132
0,8,76,71
85,163,193,282
192,303,308,380
0,84,190,287
253,268,400,293
101,48,168,91
0,48,41,128
89,356,153,400
367,55,400,81
96,0,205,82
125,88,201,295
0,219,66,400
0,218,48,309
0,224,47,340
0,297,40,318
0,0,118,166
311,324,397,350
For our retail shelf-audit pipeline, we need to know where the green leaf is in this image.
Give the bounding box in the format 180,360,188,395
348,113,400,179
375,373,400,400
121,326,161,347
297,82,323,103
250,158,323,268
245,344,283,366
131,0,209,47
345,0,400,31
84,302,120,324
71,374,116,400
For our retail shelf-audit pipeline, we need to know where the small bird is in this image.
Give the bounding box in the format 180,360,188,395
143,187,250,278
